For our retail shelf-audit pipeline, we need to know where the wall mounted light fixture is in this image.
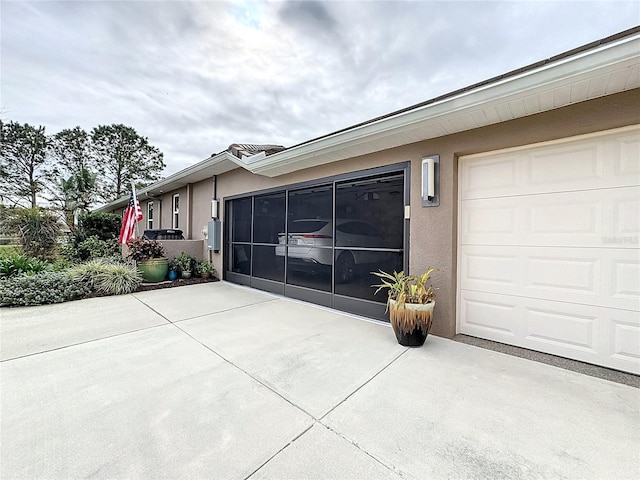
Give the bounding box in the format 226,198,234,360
421,155,440,207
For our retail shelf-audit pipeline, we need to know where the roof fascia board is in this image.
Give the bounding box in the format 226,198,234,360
95,150,246,211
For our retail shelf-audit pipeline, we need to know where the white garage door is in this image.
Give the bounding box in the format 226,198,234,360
458,125,640,374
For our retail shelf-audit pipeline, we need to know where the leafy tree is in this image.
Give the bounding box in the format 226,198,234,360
91,124,165,202
0,121,50,208
57,169,98,229
47,127,99,215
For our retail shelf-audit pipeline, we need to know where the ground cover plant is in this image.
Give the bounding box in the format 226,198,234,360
0,271,91,307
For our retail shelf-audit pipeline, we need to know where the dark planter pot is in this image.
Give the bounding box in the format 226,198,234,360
168,269,178,281
394,327,428,347
389,300,435,348
138,258,169,283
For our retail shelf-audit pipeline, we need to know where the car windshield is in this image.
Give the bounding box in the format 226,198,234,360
288,220,329,233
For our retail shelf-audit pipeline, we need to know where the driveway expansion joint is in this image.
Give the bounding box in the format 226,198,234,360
169,321,318,419
0,323,170,363
243,423,315,480
319,348,409,422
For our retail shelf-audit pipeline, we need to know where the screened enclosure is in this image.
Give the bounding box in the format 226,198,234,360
225,164,409,320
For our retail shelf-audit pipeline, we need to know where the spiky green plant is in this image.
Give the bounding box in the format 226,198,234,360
0,254,50,277
92,263,142,296
372,268,439,336
371,268,437,309
7,209,61,261
67,258,110,290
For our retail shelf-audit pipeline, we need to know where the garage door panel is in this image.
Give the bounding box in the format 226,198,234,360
527,254,599,297
460,248,519,287
461,186,639,248
524,304,598,354
458,125,640,373
460,200,518,244
461,245,636,311
610,255,640,308
528,141,603,188
459,291,519,338
612,189,640,237
460,128,640,200
460,156,520,199
609,314,640,373
614,131,640,176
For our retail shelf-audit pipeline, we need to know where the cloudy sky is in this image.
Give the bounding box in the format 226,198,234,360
2,1,638,176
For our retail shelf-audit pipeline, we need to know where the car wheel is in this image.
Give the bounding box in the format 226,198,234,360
335,252,355,284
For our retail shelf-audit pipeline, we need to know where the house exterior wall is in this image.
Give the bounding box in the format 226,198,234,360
209,89,640,338
100,89,639,338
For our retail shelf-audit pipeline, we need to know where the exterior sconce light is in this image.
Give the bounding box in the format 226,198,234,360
421,155,440,207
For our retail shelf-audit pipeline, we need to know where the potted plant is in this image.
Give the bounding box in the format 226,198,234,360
126,238,168,283
167,258,179,281
196,261,216,279
372,268,438,347
175,251,194,278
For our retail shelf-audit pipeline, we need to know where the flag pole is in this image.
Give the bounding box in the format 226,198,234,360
132,182,140,239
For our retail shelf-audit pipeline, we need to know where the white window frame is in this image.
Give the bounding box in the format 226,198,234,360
147,201,154,230
172,194,179,229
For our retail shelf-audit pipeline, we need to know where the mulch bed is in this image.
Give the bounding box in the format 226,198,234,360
135,276,220,292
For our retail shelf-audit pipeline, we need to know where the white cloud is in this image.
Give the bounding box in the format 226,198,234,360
2,0,638,176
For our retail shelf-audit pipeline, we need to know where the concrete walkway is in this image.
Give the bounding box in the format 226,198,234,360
1,282,638,479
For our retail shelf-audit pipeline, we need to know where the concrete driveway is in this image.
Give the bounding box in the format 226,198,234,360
1,282,638,479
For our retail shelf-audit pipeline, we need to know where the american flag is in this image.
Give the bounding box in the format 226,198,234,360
118,187,143,245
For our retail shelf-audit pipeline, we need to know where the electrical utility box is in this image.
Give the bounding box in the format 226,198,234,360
207,220,221,252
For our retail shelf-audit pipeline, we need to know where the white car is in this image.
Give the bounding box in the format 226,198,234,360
275,219,385,283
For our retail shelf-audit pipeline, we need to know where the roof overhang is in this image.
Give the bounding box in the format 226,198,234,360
96,29,640,212
250,30,639,176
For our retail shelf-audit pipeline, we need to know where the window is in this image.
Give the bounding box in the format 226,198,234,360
147,201,154,230
172,194,179,229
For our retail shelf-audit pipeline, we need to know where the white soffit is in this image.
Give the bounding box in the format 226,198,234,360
250,33,640,177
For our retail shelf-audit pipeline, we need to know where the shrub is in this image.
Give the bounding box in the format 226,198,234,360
68,258,141,295
174,251,195,273
0,254,50,278
76,212,121,241
0,271,91,307
93,263,142,295
196,261,216,276
126,238,165,261
72,235,120,261
6,208,61,261
67,259,111,290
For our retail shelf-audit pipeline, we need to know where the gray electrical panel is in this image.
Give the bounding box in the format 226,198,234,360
207,220,221,252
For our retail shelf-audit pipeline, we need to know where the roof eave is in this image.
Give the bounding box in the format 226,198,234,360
248,31,639,177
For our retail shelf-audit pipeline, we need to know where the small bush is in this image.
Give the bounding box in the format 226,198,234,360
0,271,91,307
93,263,142,296
70,235,121,262
68,258,141,296
76,212,121,240
67,259,110,290
0,254,50,278
126,238,165,261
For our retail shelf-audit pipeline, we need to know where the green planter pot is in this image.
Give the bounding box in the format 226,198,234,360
138,257,169,283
